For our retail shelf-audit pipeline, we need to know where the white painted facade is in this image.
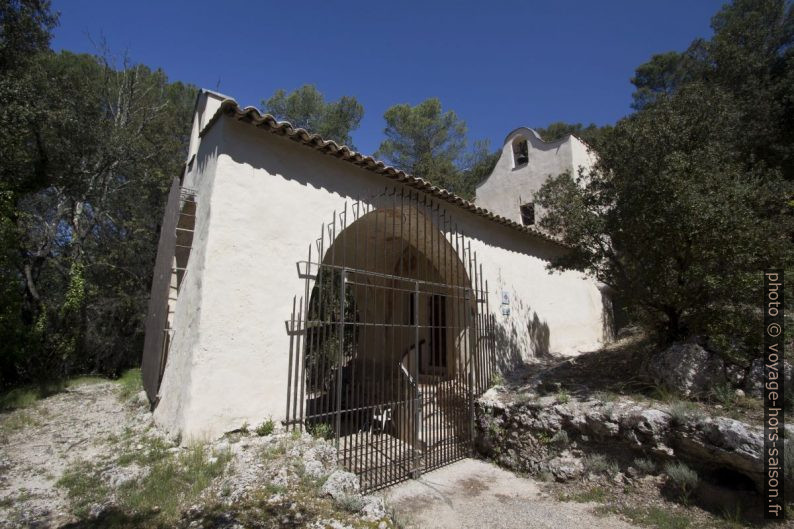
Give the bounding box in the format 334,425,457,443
151,91,611,441
475,128,596,226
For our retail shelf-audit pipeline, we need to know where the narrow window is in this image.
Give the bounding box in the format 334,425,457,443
512,138,529,167
520,203,535,226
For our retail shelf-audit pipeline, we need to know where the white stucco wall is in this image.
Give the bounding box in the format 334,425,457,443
154,98,609,441
475,128,595,225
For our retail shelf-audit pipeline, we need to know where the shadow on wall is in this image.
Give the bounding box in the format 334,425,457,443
600,287,616,342
528,312,551,357
492,310,551,375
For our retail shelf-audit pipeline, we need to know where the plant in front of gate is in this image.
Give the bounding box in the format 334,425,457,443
489,372,505,387
308,422,334,440
256,418,275,436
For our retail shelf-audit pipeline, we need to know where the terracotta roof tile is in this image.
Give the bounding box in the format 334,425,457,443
200,99,566,247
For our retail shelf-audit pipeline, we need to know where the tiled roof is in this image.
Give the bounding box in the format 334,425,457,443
200,99,565,247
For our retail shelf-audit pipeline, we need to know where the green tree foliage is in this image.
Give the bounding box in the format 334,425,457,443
0,0,197,386
537,0,794,355
538,95,791,357
631,0,794,179
262,84,363,148
375,98,498,199
533,122,608,146
0,0,57,71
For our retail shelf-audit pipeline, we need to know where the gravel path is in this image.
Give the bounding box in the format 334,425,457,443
384,458,639,529
0,381,153,528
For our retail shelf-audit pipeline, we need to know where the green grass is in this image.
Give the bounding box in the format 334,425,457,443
116,435,172,467
601,505,691,529
59,442,232,525
1,375,110,412
117,368,142,400
0,410,41,439
707,383,736,407
67,375,107,388
559,486,609,503
0,386,43,411
117,444,231,523
668,400,704,426
650,384,680,404
57,461,109,518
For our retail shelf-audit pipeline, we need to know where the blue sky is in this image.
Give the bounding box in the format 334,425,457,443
51,1,726,156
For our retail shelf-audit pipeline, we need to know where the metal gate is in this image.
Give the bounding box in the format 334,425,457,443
285,188,495,492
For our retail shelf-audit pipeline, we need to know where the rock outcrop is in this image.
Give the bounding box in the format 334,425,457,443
475,388,774,490
640,342,792,400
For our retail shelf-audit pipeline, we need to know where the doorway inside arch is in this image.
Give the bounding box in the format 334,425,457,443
285,191,496,492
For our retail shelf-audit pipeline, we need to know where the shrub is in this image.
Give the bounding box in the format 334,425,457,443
556,388,571,404
664,462,698,501
489,372,505,387
707,383,736,407
336,493,365,513
255,418,275,436
593,390,618,403
535,431,552,445
584,454,619,476
550,430,569,447
633,457,657,475
651,384,679,404
668,400,704,426
308,422,333,440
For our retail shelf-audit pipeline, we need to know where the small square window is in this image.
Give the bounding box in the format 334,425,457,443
520,203,535,226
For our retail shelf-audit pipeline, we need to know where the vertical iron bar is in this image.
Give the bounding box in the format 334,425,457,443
286,295,296,426
298,243,312,427
412,278,420,478
336,268,345,452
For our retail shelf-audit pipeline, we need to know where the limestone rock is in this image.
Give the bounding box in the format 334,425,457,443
744,358,792,398
360,495,387,521
547,454,584,482
321,470,360,500
641,343,725,397
673,416,764,489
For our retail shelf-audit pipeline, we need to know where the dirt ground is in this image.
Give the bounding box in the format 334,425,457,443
0,381,153,528
384,458,639,529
